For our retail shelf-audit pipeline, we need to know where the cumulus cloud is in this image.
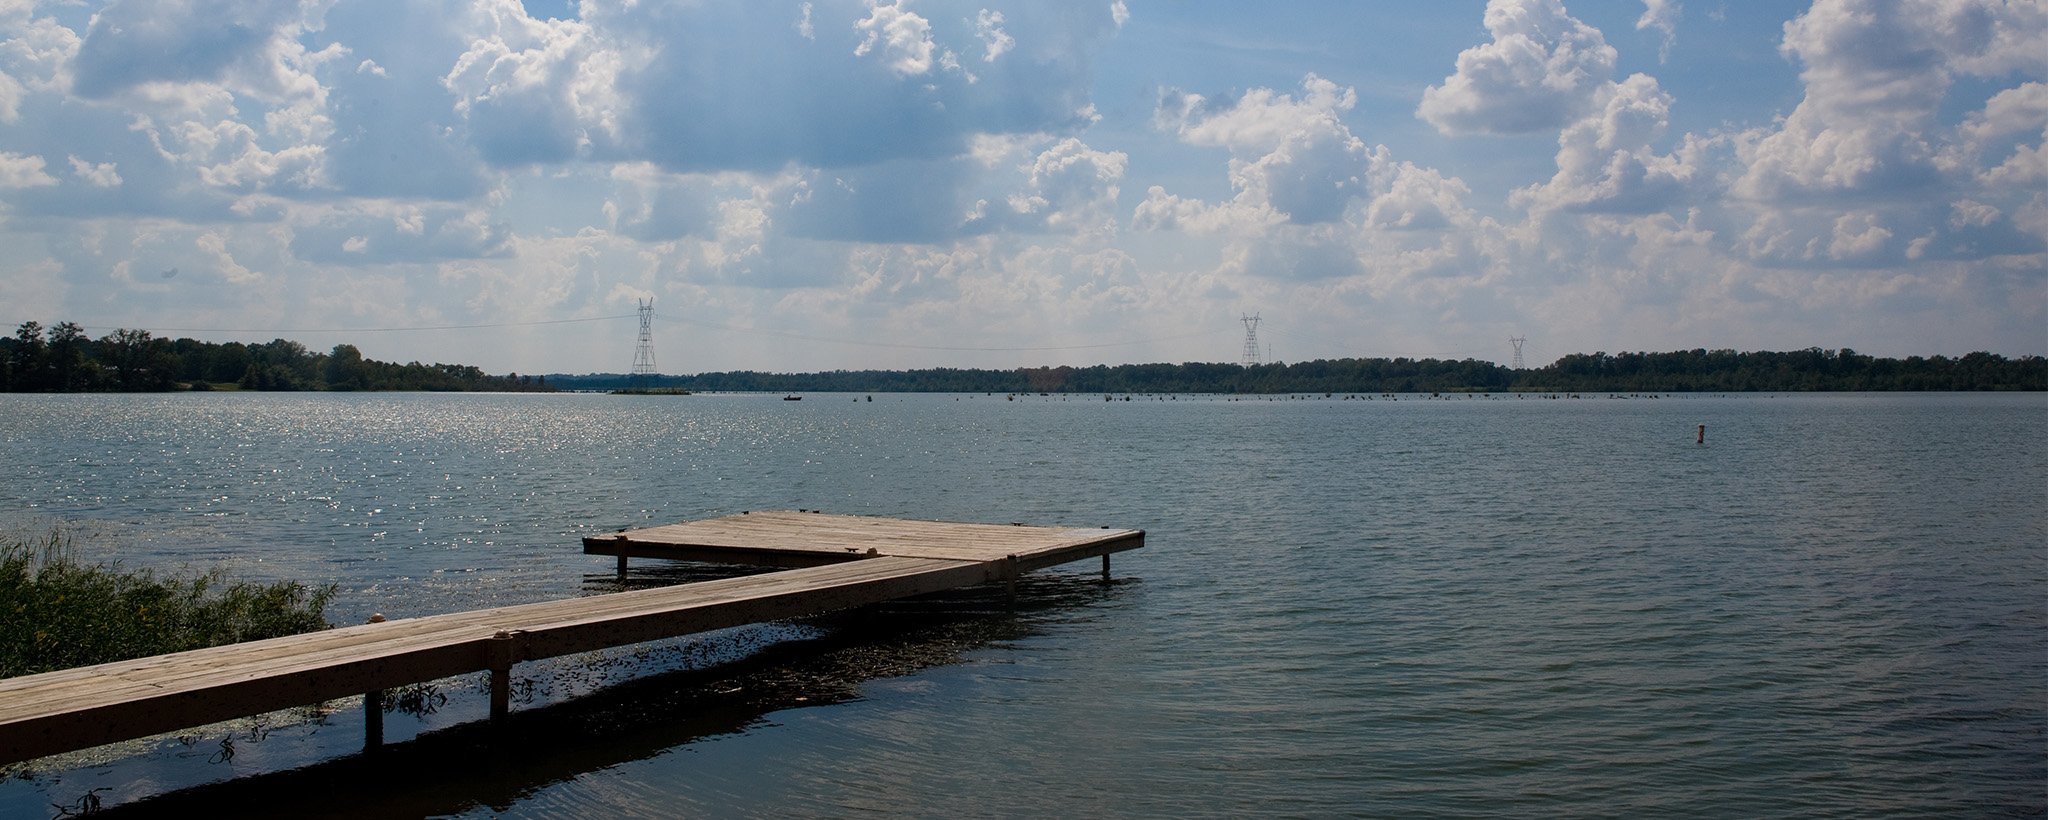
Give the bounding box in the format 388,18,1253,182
854,0,941,77
0,151,55,187
1512,73,1701,214
1156,75,1374,224
1417,0,1618,135
993,137,1126,236
1711,0,2048,268
1946,82,2048,188
443,0,626,166
1366,162,1476,232
1733,0,2045,202
1143,73,1497,291
68,156,121,187
0,14,80,123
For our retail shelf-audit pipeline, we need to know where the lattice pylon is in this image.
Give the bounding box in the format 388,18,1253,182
1241,314,1262,368
631,299,658,388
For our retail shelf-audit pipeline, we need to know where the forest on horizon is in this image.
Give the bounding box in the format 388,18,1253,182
560,347,2044,393
3,320,2042,394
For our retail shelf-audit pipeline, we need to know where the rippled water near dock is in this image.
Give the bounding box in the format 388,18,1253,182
0,390,2041,818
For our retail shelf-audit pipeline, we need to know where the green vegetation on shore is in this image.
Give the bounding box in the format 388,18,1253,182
0,532,335,678
2,320,553,393
549,348,2046,394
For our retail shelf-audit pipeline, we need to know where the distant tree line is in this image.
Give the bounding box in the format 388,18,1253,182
1,321,554,393
549,348,2044,394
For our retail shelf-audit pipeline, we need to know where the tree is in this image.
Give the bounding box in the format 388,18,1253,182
209,342,253,384
9,322,46,390
324,344,368,390
46,322,93,391
98,328,175,391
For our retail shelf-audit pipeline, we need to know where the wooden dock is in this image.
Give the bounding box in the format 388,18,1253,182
0,512,1142,768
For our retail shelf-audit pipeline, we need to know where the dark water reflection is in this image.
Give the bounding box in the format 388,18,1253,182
88,573,1124,819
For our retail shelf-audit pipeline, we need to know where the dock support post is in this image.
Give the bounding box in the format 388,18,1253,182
617,554,628,578
365,689,383,749
999,555,1019,610
364,613,386,750
488,630,518,722
1102,554,1111,582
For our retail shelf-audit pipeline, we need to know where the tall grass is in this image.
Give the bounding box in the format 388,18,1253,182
0,531,336,678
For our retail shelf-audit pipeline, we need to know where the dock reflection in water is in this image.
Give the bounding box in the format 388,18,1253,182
90,572,1127,820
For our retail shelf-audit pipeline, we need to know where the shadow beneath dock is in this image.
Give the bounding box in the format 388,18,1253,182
86,572,1134,819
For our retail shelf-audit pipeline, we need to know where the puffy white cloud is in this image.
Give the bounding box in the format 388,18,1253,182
1709,0,2048,270
1512,73,1702,215
1417,0,1618,135
1827,211,1894,260
0,14,80,123
1733,0,2046,202
854,0,941,77
443,0,626,166
1366,162,1475,232
1143,73,1502,297
1003,137,1125,236
68,156,121,187
1946,82,2048,188
1156,75,1373,224
0,151,54,187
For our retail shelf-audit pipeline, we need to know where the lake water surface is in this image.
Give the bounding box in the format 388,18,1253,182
0,391,2042,818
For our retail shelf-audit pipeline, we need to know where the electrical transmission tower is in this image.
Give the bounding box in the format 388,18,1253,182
1509,336,1527,370
631,298,658,388
1240,314,1262,368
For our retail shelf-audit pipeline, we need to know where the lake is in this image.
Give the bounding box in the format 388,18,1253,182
1,391,2042,818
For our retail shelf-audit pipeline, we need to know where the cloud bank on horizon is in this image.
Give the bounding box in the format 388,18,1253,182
0,0,2040,373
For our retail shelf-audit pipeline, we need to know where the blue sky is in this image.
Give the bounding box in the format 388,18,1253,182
0,0,2041,374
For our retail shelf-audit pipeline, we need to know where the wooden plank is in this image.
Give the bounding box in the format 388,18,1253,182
585,511,1144,566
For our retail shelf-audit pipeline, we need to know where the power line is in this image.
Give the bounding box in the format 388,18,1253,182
655,313,1223,352
87,314,639,335
62,309,1227,354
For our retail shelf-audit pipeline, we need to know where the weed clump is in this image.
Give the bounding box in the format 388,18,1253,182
0,531,336,678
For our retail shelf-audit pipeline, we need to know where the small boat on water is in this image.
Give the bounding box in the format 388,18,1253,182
783,395,802,401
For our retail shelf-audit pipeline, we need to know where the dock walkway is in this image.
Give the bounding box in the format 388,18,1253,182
0,512,1142,767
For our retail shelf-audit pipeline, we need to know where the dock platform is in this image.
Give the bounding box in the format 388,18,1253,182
0,512,1142,768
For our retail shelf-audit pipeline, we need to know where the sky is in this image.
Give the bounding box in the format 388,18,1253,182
0,0,2042,375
